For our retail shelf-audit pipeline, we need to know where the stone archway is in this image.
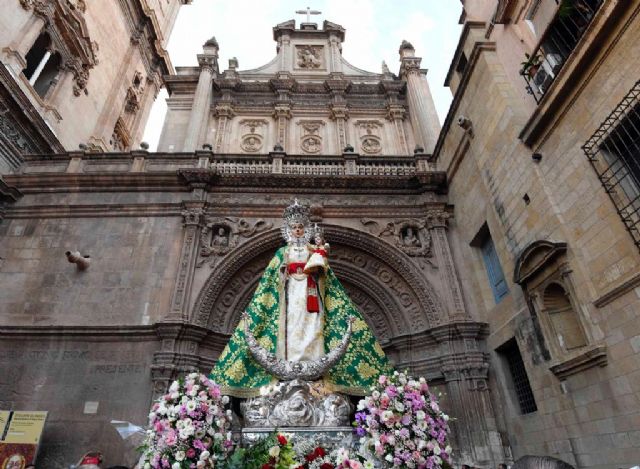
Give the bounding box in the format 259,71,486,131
191,225,445,338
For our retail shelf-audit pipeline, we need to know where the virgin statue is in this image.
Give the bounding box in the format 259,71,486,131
210,200,392,398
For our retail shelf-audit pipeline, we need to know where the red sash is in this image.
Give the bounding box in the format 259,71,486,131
287,262,319,313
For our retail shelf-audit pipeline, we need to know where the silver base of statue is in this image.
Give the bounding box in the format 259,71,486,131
240,379,353,428
241,426,355,450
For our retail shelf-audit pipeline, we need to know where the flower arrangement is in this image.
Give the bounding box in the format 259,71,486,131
222,432,297,469
140,373,233,469
354,371,452,469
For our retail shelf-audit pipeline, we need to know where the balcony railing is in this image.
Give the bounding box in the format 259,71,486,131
521,0,603,103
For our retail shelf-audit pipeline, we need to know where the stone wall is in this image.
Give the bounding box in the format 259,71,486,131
438,2,640,466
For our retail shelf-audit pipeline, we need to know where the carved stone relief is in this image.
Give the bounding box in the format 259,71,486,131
197,217,273,267
355,120,383,154
298,120,325,154
361,218,432,257
296,45,323,69
239,119,267,153
192,227,444,333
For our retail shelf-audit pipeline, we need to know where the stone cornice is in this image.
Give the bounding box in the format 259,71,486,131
0,324,157,340
117,0,175,76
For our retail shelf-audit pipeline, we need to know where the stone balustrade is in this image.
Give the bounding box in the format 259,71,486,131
18,152,429,177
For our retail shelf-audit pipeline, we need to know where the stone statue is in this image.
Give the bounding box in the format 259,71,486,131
403,226,421,247
209,200,392,398
212,227,228,246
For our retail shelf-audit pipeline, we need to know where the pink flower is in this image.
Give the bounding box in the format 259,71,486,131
378,375,387,385
165,429,177,446
186,448,196,459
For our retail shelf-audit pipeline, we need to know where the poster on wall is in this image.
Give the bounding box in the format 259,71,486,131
0,411,47,469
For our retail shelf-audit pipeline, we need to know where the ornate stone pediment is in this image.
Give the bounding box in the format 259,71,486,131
513,240,567,285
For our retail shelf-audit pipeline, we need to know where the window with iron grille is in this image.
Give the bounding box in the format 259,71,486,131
497,338,538,414
582,80,640,250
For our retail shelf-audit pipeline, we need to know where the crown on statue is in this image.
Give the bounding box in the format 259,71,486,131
283,199,310,226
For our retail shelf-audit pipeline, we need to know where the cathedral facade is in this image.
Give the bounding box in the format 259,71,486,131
0,1,639,468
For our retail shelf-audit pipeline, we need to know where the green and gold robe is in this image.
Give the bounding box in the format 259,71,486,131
210,246,392,397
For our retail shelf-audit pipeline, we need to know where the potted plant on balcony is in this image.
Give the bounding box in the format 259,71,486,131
519,53,542,78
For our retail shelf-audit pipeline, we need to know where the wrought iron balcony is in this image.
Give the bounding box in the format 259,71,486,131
520,0,604,103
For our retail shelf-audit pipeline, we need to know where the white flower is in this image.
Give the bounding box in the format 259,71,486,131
443,414,450,421
268,446,280,458
186,400,198,412
416,410,426,421
364,461,375,469
172,464,180,469
222,395,230,404
144,464,151,469
381,410,393,422
445,445,452,454
433,444,441,456
357,401,366,411
196,462,205,468
175,450,186,461
419,377,426,384
385,454,394,462
169,381,179,393
371,390,380,399
394,401,405,412
195,429,206,439
188,372,199,379
200,450,210,460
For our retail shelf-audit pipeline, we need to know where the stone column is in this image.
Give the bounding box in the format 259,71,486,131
278,33,292,71
328,35,343,73
426,209,469,321
399,42,441,153
273,104,291,152
330,105,349,152
167,199,209,320
387,105,409,155
213,103,234,153
183,54,216,152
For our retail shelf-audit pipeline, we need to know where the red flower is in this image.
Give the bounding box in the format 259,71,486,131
277,434,288,445
320,463,334,469
314,447,326,458
261,464,274,469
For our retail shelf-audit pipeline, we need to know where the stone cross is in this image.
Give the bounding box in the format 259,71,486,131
295,6,322,23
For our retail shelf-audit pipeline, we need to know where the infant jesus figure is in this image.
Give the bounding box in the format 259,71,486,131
304,224,329,275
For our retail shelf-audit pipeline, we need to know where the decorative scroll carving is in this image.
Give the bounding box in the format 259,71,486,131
296,45,323,69
124,72,145,114
197,217,273,267
356,120,383,155
242,380,353,428
298,120,325,154
361,218,432,257
239,119,267,153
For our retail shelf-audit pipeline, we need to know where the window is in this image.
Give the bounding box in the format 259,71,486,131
21,32,62,98
543,283,587,351
497,338,537,414
583,80,640,250
456,52,468,75
472,224,509,303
